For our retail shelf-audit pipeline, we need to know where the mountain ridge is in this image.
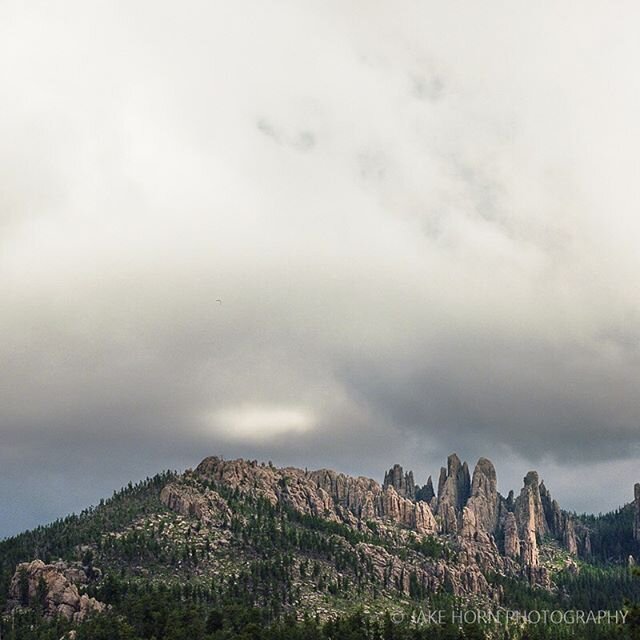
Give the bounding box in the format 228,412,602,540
2,453,640,639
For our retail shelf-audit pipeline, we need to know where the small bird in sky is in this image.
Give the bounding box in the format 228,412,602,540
216,299,222,304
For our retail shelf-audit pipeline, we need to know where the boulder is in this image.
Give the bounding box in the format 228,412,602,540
9,560,105,622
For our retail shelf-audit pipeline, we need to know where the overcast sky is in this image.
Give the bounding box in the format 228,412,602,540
2,1,640,538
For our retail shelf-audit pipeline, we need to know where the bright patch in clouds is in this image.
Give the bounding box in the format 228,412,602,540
210,406,314,442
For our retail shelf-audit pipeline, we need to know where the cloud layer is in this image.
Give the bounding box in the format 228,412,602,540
2,1,640,536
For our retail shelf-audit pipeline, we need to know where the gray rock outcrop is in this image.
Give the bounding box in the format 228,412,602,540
503,512,520,559
514,471,548,540
563,514,578,555
540,482,562,536
436,454,471,533
383,464,416,499
9,560,105,622
160,483,232,527
461,458,499,539
193,456,438,534
416,476,435,504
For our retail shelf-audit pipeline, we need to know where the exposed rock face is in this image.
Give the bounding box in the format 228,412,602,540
193,457,438,534
437,454,471,511
160,483,232,527
540,482,562,536
459,505,480,542
413,499,438,533
355,542,495,599
521,505,539,568
503,512,520,559
505,490,515,511
462,458,499,538
512,472,545,572
5,452,627,621
9,560,105,622
532,478,590,559
514,472,548,540
193,455,590,565
186,455,584,591
563,515,578,555
516,490,550,587
174,458,517,598
634,483,640,542
383,464,416,499
381,486,438,534
436,454,471,533
415,476,435,504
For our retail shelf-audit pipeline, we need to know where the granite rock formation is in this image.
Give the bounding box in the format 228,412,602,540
540,482,562,536
436,454,471,533
383,464,416,499
6,453,640,627
160,482,233,527
194,456,438,534
503,512,521,559
9,560,105,622
415,476,435,504
514,471,548,541
563,514,578,556
168,455,604,592
461,457,499,539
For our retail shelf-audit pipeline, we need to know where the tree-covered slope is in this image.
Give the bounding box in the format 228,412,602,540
2,455,640,639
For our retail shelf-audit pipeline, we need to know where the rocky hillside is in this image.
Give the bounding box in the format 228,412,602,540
159,454,601,590
1,454,640,640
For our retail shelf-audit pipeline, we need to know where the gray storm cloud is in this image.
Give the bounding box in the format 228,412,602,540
2,0,640,536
